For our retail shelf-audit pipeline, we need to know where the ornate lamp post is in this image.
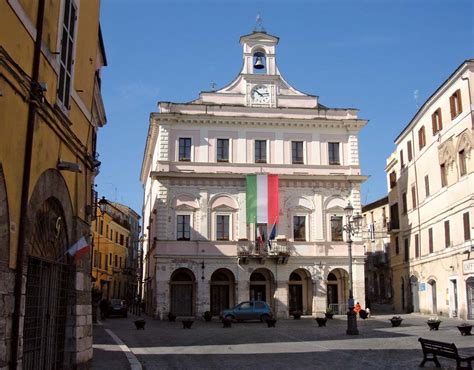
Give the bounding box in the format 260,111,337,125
331,201,362,335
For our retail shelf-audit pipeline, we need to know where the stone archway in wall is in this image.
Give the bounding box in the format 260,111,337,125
210,268,236,315
427,279,438,315
288,269,312,315
249,268,275,308
170,268,196,316
23,169,74,370
326,269,349,314
409,275,419,313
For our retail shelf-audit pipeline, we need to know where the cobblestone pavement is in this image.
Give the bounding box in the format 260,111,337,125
93,312,474,370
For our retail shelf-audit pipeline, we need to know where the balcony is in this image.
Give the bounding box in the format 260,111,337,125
372,252,389,267
237,239,290,264
387,219,399,233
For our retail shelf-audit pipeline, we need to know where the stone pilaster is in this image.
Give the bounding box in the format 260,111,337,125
348,134,359,166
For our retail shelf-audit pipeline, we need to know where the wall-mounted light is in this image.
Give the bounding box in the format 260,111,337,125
57,160,82,173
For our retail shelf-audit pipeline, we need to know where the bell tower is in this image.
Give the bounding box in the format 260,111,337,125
240,31,279,76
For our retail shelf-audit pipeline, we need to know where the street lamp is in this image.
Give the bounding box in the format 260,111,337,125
331,201,362,335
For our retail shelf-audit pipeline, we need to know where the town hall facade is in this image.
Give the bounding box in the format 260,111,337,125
140,30,368,319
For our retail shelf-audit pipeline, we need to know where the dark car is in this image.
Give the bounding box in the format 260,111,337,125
108,299,128,317
221,300,272,322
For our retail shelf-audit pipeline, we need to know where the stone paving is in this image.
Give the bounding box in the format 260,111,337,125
93,312,474,370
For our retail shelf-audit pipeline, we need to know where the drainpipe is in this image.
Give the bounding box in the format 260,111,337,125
10,0,46,368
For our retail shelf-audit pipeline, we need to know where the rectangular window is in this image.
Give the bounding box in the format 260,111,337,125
255,140,267,163
407,140,413,161
216,215,230,241
217,139,229,162
120,234,124,246
418,126,426,150
109,253,112,265
115,231,118,243
119,257,122,268
104,252,107,268
177,215,191,241
58,0,77,108
450,89,462,119
93,251,97,268
415,234,419,258
424,175,430,197
293,216,306,241
331,216,343,241
179,138,192,161
428,228,433,254
402,192,407,214
328,142,340,165
463,212,471,241
400,150,404,169
431,108,443,135
411,185,416,209
404,239,409,262
382,207,387,228
395,236,399,255
440,163,447,187
99,220,103,235
390,203,399,230
389,171,397,189
110,229,113,239
292,141,304,164
106,225,109,238
114,255,118,267
444,220,450,248
459,150,467,176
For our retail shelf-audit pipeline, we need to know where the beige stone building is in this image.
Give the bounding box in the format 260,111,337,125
140,30,368,319
361,197,391,306
386,59,474,319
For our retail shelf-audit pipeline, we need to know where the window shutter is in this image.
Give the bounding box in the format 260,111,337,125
456,90,462,114
431,112,436,135
437,108,442,131
450,95,455,119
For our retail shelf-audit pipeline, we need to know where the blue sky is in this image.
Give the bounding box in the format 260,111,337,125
97,0,473,215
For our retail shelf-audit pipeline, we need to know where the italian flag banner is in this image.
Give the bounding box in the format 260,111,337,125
246,174,279,225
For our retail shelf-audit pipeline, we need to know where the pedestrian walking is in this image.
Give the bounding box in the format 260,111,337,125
99,298,109,320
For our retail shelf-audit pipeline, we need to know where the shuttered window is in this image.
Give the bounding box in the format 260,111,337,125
431,108,442,135
444,220,450,248
428,228,433,254
450,89,462,119
418,126,426,149
58,0,77,108
464,212,471,241
411,185,416,209
407,140,413,161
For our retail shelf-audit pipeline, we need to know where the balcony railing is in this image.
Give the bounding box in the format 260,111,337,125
237,240,290,263
387,219,399,232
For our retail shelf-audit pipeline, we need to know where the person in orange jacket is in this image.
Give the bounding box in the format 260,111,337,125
354,302,362,313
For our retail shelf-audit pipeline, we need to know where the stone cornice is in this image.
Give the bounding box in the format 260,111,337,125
151,112,367,131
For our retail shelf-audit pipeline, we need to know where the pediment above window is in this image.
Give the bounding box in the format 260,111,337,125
438,139,456,166
213,204,236,212
291,205,312,213
457,130,473,155
174,204,197,212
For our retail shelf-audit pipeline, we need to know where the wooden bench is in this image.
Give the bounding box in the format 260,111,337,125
418,337,474,369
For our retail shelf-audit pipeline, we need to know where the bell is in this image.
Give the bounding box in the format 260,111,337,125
254,56,265,70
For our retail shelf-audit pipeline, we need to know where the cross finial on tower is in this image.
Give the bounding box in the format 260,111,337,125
253,13,266,33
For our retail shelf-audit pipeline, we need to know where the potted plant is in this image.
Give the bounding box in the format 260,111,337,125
168,312,176,322
315,317,327,327
292,310,302,320
325,307,335,319
427,316,442,331
203,311,213,322
134,319,146,330
457,322,472,336
182,319,194,329
389,316,403,327
266,315,277,328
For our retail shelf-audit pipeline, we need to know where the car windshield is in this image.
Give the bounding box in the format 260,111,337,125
110,299,122,305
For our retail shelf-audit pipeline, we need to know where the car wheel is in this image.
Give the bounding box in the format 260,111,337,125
260,314,270,322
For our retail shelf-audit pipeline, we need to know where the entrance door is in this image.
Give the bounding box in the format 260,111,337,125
250,285,266,301
210,285,229,315
429,280,437,314
467,278,474,320
327,285,338,306
450,279,458,317
171,284,193,316
289,285,303,314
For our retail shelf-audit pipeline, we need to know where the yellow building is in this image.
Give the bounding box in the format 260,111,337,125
92,198,136,302
0,1,106,368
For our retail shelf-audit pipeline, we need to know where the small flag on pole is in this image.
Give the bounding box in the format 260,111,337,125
67,236,90,262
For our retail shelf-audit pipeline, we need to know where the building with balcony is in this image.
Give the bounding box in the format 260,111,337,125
140,30,368,319
0,1,107,368
385,59,474,319
361,196,391,306
91,198,140,303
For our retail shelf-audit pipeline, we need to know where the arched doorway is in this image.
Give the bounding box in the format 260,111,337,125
23,197,70,370
170,268,195,316
288,269,312,315
249,269,274,303
326,269,348,314
210,269,235,315
409,275,419,313
427,279,437,314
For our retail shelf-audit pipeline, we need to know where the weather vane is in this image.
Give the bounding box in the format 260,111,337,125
254,13,266,33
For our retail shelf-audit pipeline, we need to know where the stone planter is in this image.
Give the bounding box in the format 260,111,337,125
292,312,302,320
315,317,327,327
203,312,212,322
389,318,403,327
457,325,472,336
427,321,441,331
134,319,146,330
266,318,277,328
325,312,334,319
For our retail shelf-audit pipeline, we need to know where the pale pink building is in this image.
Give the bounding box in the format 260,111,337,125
140,30,368,318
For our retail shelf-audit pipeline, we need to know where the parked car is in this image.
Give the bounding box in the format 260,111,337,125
107,299,128,317
220,300,272,322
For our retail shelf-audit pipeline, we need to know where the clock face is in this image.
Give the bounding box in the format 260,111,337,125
251,85,270,104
